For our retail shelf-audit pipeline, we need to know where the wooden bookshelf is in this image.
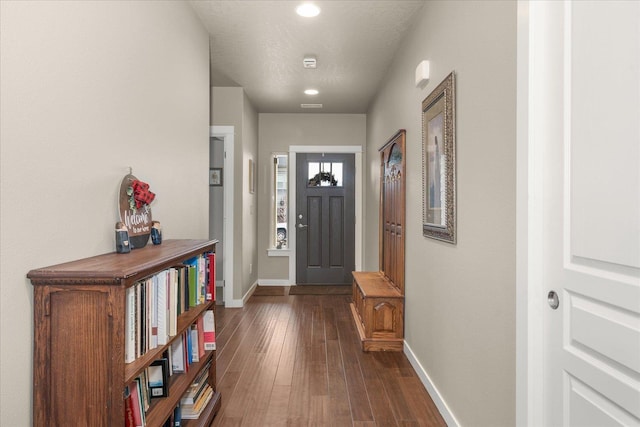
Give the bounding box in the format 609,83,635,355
28,239,221,426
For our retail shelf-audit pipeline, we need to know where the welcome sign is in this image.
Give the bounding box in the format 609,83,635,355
118,173,153,249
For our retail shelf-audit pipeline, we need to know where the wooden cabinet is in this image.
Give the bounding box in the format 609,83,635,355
28,239,221,426
350,271,404,351
350,130,406,351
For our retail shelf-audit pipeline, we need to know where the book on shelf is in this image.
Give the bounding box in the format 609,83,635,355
144,277,152,353
198,255,206,305
125,286,136,364
191,315,205,362
168,267,178,337
181,384,213,420
170,333,186,373
135,377,148,425
206,252,216,301
125,380,144,427
203,310,216,351
124,382,135,427
180,370,209,405
173,403,182,427
187,263,197,308
138,370,150,412
135,283,142,358
190,325,200,363
150,274,159,350
186,327,193,365
139,281,146,355
180,360,211,404
148,358,169,398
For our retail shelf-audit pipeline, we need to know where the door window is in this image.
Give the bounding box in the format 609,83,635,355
307,162,343,187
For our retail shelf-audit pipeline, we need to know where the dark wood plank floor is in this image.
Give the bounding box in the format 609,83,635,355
210,293,446,427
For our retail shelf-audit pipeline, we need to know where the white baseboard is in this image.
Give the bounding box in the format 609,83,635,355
404,341,460,427
257,279,290,286
224,298,244,308
244,280,258,303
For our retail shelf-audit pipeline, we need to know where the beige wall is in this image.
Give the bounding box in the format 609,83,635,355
257,114,366,281
242,91,259,295
0,1,210,424
210,87,259,300
366,1,517,426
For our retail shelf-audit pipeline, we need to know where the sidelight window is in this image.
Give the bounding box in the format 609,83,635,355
273,154,288,248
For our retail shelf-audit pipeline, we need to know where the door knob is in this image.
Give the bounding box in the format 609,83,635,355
547,291,559,310
298,223,308,229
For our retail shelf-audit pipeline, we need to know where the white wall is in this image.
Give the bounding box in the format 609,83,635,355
257,114,366,281
0,1,210,424
366,1,517,426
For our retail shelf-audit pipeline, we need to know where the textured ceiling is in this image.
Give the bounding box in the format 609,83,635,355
188,1,426,113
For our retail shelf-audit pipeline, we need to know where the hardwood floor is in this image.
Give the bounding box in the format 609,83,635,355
210,293,446,427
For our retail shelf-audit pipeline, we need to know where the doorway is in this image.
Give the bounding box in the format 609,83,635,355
295,153,355,285
210,126,235,307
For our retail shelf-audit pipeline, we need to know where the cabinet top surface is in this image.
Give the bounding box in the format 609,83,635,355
27,239,217,284
352,271,402,298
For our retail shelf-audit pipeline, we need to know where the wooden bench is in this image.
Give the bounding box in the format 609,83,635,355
350,271,404,351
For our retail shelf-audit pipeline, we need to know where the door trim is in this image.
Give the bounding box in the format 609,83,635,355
289,145,363,286
210,126,241,307
516,2,546,425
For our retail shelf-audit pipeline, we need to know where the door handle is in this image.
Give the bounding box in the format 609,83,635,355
298,223,308,229
548,291,559,310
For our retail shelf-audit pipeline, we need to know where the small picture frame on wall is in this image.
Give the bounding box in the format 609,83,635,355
422,71,456,244
209,168,223,186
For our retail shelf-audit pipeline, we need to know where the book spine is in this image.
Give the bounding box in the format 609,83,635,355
151,275,158,349
135,283,142,358
206,252,215,301
197,315,205,359
169,268,178,337
157,271,168,346
203,310,216,351
190,326,199,363
125,287,136,363
198,255,206,304
188,265,197,308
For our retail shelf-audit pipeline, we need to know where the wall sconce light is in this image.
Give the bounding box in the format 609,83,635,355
415,60,430,88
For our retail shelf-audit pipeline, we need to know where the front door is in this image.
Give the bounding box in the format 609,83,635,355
527,1,640,424
296,153,355,285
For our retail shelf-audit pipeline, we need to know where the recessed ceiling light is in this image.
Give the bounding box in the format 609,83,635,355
304,89,319,95
296,3,320,17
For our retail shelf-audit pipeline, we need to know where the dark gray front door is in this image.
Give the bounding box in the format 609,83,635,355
296,153,355,285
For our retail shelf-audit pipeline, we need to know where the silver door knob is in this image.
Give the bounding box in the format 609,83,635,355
547,291,559,310
298,223,308,229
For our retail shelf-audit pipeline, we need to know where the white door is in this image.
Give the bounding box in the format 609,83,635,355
527,1,640,425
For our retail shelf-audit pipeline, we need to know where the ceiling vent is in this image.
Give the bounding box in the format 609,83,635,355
303,56,317,69
301,103,323,109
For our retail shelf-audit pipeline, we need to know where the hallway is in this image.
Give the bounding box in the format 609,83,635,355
211,293,446,426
